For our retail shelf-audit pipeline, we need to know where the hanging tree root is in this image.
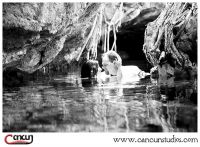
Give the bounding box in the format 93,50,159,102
77,5,104,61
111,24,117,52
143,2,197,68
103,25,107,53
103,2,124,52
76,14,98,61
77,2,124,61
90,7,104,60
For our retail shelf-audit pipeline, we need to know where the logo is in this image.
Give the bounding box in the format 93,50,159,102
4,134,33,145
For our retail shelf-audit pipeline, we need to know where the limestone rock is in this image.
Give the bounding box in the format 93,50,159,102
3,2,164,73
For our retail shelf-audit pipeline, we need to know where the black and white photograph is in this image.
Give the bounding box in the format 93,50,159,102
2,1,198,137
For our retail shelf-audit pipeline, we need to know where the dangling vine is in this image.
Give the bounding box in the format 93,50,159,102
103,2,124,52
77,3,124,61
76,13,98,61
143,2,196,67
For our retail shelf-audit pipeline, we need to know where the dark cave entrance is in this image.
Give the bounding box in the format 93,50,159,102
109,26,151,72
82,7,162,79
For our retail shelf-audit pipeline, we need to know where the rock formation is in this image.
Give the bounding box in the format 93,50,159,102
143,3,197,79
3,2,163,74
3,2,197,80
3,3,102,73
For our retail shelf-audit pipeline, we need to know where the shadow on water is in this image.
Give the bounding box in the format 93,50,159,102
3,68,197,132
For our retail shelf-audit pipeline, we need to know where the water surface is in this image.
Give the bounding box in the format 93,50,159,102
3,71,197,132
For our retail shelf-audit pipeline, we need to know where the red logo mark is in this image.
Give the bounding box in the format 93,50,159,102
5,134,33,145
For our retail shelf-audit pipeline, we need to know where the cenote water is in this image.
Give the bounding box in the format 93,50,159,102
3,68,197,132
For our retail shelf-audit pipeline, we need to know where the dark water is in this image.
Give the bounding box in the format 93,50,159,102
3,70,197,132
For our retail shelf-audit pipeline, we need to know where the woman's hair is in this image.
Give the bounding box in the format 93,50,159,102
103,51,122,64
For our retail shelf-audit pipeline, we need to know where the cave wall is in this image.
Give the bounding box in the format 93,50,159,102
3,2,164,74
3,3,102,73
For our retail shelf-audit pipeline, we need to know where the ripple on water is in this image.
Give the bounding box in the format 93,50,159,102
3,73,197,132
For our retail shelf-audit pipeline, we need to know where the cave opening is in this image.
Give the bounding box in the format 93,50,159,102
109,26,151,72
81,26,151,79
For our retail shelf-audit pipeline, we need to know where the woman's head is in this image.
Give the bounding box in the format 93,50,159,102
102,51,122,75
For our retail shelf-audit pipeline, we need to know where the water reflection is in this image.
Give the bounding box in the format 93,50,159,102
3,72,197,132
